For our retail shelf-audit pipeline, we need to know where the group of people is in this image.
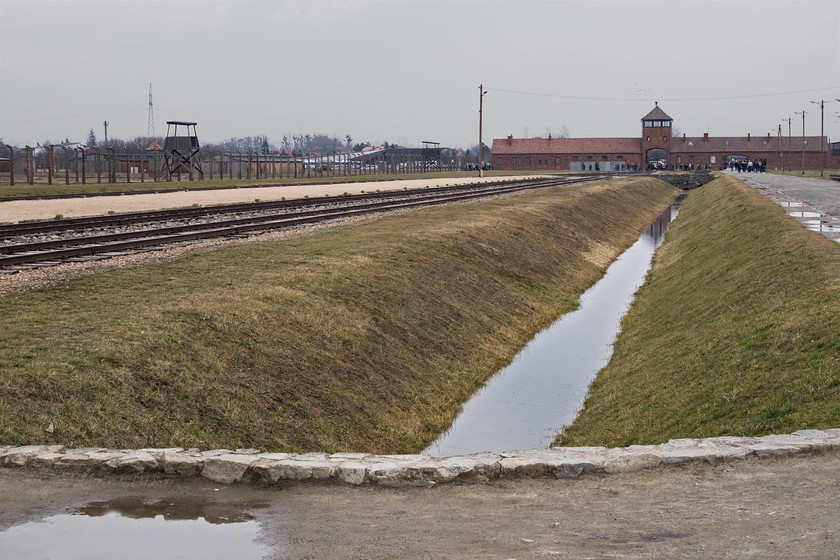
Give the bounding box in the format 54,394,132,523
729,158,767,173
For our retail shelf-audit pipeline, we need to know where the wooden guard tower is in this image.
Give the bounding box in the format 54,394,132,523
163,121,204,179
422,140,441,171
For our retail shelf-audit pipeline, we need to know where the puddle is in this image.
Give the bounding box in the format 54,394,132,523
424,197,684,457
802,219,834,232
0,497,272,560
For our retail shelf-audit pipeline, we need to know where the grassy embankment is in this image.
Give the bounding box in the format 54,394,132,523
0,177,676,453
561,175,840,447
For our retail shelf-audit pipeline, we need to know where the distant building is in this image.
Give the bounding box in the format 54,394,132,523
492,104,836,172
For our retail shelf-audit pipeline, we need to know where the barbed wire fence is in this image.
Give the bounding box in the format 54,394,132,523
0,145,468,187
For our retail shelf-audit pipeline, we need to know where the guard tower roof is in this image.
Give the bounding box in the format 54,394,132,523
642,104,672,122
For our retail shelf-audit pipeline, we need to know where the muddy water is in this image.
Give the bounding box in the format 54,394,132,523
0,496,272,559
425,197,684,457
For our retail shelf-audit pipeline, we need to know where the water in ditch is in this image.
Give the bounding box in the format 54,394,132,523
424,196,684,457
0,496,272,560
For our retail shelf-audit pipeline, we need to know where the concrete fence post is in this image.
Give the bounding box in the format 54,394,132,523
5,145,14,186
25,146,34,185
60,146,69,184
80,148,86,185
48,145,54,185
73,148,80,184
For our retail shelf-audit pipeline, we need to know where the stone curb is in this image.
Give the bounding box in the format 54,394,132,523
2,429,838,488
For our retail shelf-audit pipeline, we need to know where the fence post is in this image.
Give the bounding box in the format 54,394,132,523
60,146,69,184
5,145,14,186
48,145,54,185
73,148,80,183
24,146,33,185
80,148,86,184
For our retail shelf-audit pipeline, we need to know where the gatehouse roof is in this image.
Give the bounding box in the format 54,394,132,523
642,104,672,122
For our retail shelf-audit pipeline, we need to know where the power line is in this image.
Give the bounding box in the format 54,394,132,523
489,86,839,103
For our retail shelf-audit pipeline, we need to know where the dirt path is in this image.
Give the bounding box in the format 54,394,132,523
2,449,839,558
0,176,521,223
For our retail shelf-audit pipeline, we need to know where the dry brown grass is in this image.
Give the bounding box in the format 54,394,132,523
0,177,677,453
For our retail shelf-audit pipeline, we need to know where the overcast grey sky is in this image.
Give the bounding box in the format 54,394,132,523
1,0,838,149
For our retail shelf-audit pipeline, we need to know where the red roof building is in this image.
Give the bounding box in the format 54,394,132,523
491,104,836,172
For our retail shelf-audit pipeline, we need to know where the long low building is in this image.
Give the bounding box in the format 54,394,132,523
491,104,836,172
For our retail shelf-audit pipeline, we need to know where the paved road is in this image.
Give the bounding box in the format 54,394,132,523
727,170,840,242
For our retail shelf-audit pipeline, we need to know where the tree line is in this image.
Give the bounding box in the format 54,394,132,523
1,128,500,170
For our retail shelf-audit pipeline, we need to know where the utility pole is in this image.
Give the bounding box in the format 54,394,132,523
794,111,805,174
778,124,783,171
103,121,109,148
478,84,487,177
787,117,792,172
811,100,824,178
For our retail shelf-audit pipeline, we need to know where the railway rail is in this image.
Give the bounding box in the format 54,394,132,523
0,175,608,273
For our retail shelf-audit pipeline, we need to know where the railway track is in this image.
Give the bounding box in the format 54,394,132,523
0,175,608,273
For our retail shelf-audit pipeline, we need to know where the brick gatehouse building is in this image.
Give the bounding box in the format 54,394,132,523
491,104,836,172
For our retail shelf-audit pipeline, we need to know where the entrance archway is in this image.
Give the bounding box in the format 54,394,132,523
724,154,747,170
646,148,667,170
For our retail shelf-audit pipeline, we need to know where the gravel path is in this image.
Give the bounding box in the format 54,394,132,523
0,176,514,223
